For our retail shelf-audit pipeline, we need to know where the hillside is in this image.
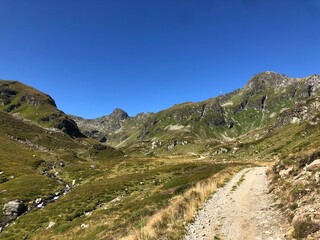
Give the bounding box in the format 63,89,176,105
0,73,319,239
0,79,246,239
72,72,320,156
0,80,83,137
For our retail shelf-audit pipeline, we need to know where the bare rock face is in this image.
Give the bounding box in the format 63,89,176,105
54,117,85,138
3,200,27,217
70,108,131,142
110,108,129,121
276,97,320,128
246,71,291,91
306,159,320,171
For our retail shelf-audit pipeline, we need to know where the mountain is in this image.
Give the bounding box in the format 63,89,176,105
70,109,155,145
0,80,243,240
70,108,130,142
0,72,320,239
71,72,320,156
0,80,84,137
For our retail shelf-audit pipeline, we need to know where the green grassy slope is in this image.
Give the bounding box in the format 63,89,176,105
72,72,320,157
0,107,246,239
1,75,320,239
0,80,83,137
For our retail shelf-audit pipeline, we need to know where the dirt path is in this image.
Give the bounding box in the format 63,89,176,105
184,167,286,240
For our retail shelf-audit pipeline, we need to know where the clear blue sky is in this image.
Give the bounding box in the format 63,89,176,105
1,0,320,118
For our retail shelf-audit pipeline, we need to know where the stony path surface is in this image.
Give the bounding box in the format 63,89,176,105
184,167,286,240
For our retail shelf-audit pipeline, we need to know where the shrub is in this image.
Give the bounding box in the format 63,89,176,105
293,219,320,239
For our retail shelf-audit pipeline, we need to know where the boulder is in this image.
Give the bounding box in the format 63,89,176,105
98,136,107,143
3,200,27,217
92,144,107,150
279,167,293,178
306,159,320,171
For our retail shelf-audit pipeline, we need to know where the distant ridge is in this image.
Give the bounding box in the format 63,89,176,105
70,71,320,155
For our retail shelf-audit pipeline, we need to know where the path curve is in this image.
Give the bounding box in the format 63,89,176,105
184,167,286,240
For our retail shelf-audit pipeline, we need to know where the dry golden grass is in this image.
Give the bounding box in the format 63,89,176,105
121,166,243,240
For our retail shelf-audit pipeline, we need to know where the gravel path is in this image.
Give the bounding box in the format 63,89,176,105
184,167,286,240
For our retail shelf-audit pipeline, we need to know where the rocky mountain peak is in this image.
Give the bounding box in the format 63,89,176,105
245,71,291,91
110,108,129,120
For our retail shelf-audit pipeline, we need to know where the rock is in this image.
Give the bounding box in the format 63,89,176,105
54,117,84,138
284,227,295,238
111,197,121,203
151,140,162,149
80,223,89,229
216,147,228,154
3,200,27,217
167,141,176,150
279,167,293,178
98,136,107,143
92,144,106,150
314,172,320,183
306,159,320,171
46,221,56,229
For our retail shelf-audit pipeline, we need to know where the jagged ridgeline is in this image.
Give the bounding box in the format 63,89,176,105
71,72,320,155
0,72,320,239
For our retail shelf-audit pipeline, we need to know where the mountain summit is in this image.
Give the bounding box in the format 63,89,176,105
109,108,129,120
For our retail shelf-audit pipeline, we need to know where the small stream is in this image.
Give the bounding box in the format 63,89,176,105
0,170,73,232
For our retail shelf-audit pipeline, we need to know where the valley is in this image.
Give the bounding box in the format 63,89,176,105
0,72,319,239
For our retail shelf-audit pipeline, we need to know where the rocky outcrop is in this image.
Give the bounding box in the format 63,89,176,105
276,97,320,127
83,130,106,142
3,200,27,218
200,101,226,127
54,117,84,138
40,112,84,138
270,151,320,239
0,87,17,105
1,200,27,231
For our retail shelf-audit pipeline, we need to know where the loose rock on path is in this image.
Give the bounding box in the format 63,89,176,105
184,167,286,240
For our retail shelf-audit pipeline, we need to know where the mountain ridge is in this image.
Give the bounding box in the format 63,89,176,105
0,71,320,239
70,71,320,155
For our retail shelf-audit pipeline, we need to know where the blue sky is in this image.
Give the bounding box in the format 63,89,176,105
1,0,320,118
